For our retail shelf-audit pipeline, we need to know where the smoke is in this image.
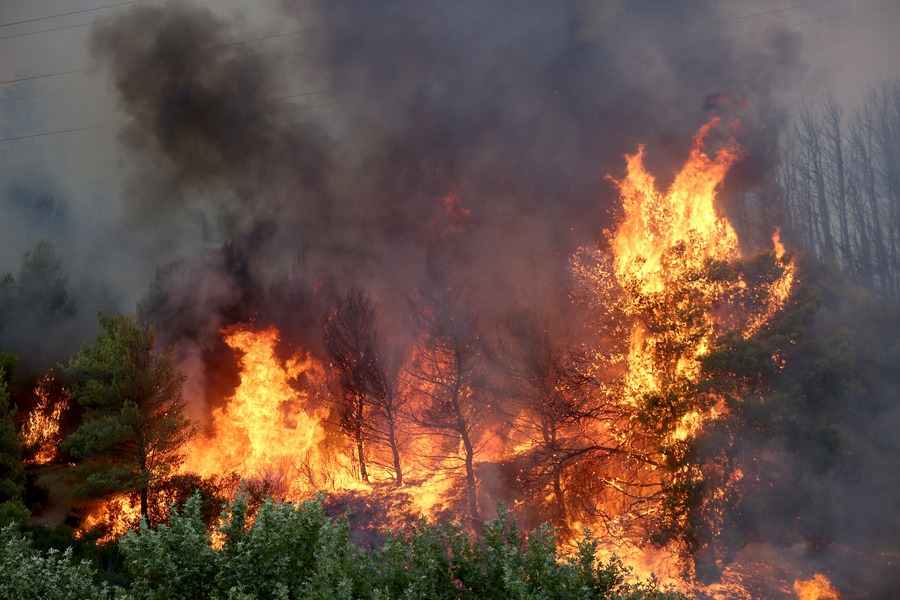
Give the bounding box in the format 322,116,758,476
12,0,900,595
81,0,806,339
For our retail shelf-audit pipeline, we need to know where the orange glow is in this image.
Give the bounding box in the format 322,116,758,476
22,374,66,465
180,325,364,498
569,117,797,589
773,227,786,261
597,117,795,440
77,496,141,543
793,573,840,600
430,190,472,238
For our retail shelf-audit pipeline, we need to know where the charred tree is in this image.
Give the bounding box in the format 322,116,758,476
367,347,408,486
407,283,486,522
495,314,595,527
323,287,381,483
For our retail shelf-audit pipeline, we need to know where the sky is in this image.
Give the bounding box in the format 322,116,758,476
1,0,900,366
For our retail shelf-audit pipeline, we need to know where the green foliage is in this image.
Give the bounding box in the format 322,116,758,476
107,491,688,600
0,525,110,600
61,312,195,523
370,507,686,600
0,353,28,527
119,494,217,600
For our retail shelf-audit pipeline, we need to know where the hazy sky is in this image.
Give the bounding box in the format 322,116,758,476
1,0,899,326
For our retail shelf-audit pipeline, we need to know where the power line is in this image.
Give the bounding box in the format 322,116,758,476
0,0,143,28
0,122,122,144
0,99,350,154
0,0,231,43
0,69,85,87
0,88,87,104
732,1,900,38
0,15,119,42
0,27,319,88
724,0,838,23
0,87,340,145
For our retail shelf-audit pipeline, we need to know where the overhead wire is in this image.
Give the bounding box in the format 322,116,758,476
0,0,144,28
1,0,897,154
0,26,320,88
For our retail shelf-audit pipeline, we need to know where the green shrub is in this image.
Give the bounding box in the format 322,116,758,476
0,525,110,600
0,491,690,600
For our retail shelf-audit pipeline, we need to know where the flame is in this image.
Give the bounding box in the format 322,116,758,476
793,573,840,600
77,496,141,543
602,117,794,436
74,120,801,600
430,190,472,238
568,117,797,592
773,227,786,261
609,118,741,297
22,374,66,465
180,325,361,497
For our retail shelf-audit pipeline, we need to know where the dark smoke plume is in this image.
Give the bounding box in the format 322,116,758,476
91,0,805,344
86,2,900,597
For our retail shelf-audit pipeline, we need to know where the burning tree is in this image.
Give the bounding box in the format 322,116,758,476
62,312,196,525
573,119,796,574
21,373,67,465
323,287,382,483
407,282,489,522
366,346,410,486
497,315,598,529
323,286,409,486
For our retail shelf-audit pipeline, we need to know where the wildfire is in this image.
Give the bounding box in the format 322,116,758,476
22,374,66,465
179,325,357,498
67,118,803,599
598,117,794,437
793,573,840,600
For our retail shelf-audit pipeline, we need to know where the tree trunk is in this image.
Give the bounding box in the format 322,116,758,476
140,483,149,526
355,398,368,482
460,426,478,522
387,412,403,486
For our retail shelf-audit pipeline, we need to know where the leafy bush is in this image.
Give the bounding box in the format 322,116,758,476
0,491,690,600
0,525,110,600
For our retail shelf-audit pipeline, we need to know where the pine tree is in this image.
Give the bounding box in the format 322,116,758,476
62,312,195,525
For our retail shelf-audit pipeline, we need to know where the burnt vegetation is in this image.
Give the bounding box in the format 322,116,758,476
1,2,900,598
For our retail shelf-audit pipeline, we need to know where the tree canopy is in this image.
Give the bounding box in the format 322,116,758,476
61,312,195,524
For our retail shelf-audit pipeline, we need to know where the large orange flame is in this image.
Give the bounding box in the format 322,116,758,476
180,325,361,497
22,374,66,465
601,117,794,436
793,573,841,600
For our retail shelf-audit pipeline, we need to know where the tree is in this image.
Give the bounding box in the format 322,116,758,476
324,287,409,485
495,315,587,527
0,351,29,526
61,312,195,525
0,241,77,365
323,287,380,483
407,283,489,522
367,347,409,486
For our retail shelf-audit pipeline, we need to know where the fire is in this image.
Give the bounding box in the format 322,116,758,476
180,325,358,498
598,117,794,436
77,496,141,543
569,117,797,589
609,118,742,296
67,119,800,599
22,374,66,465
430,190,472,238
793,573,840,600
